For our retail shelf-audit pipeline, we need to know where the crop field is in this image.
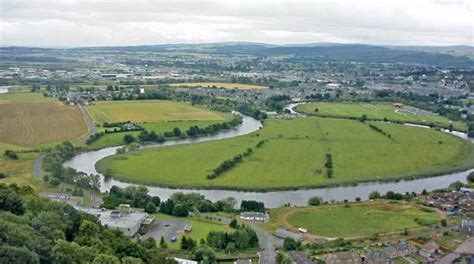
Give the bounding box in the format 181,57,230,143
296,102,467,131
266,202,440,238
85,100,230,124
91,120,232,148
97,117,474,190
169,82,268,90
0,92,88,146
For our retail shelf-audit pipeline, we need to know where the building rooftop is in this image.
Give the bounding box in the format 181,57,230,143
78,207,148,230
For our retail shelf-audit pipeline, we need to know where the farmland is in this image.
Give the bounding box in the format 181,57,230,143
0,92,88,147
85,100,230,124
265,202,440,238
296,102,467,131
85,100,233,147
169,82,268,90
97,117,474,190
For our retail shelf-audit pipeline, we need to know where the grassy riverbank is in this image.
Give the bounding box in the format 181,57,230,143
96,117,474,190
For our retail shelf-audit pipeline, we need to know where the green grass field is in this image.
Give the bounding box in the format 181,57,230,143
153,213,230,250
85,100,229,124
296,102,467,131
97,117,474,190
281,202,439,238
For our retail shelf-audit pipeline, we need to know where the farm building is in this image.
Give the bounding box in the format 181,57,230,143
240,212,267,221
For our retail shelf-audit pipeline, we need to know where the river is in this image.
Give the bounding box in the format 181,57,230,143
64,109,473,208
0,86,10,94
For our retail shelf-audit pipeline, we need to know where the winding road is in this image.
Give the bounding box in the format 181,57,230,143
32,104,96,179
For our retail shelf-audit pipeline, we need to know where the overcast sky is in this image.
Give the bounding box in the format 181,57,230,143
1,0,473,47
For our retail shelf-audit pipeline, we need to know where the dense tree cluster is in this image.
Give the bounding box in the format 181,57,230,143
159,193,237,217
42,142,100,190
102,185,161,213
324,153,333,178
3,150,18,160
240,200,265,212
308,196,323,206
264,95,291,111
236,104,267,120
206,225,258,252
0,184,176,264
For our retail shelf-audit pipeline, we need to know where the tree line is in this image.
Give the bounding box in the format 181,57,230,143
119,117,242,146
207,140,266,180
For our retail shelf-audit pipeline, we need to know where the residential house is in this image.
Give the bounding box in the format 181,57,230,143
288,251,314,264
364,251,392,264
383,241,416,258
419,242,439,260
240,212,266,221
324,252,361,264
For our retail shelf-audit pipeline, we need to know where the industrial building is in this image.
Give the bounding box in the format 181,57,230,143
78,207,155,237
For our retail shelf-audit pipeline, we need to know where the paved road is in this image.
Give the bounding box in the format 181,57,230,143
32,154,44,178
247,222,279,264
76,104,97,144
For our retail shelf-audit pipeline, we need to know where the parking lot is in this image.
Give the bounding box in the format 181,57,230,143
144,219,187,243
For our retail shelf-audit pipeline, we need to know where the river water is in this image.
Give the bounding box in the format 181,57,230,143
64,109,474,208
0,86,10,94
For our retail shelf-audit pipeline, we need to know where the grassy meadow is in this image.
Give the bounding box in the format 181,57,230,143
265,202,440,238
97,117,474,190
296,102,467,131
85,100,230,124
169,82,268,90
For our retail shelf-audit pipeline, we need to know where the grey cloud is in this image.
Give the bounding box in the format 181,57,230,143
1,0,472,47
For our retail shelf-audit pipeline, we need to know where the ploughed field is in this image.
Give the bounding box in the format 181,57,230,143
85,100,233,148
169,82,268,90
296,102,467,131
267,202,440,238
96,117,474,190
0,92,88,146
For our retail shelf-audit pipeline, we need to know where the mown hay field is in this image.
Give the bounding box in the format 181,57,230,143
169,82,268,90
85,100,230,124
97,117,474,190
0,92,88,147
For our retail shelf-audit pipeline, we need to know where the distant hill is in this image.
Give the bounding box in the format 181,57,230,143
1,42,473,68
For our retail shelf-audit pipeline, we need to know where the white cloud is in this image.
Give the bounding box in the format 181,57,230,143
1,0,473,47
